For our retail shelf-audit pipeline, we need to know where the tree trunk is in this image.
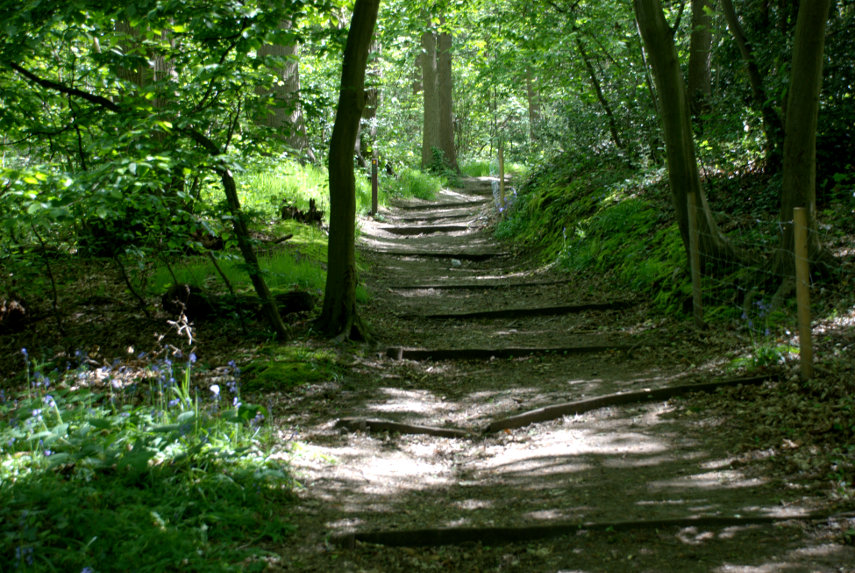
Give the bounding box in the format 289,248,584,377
687,0,712,117
437,21,458,172
318,0,379,340
575,37,624,151
776,0,833,275
525,67,540,143
720,0,784,169
420,28,441,169
633,0,734,268
355,41,381,168
256,18,316,163
183,130,289,339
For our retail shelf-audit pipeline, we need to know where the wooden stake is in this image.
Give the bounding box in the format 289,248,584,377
687,192,704,329
793,207,813,379
371,158,378,216
498,138,505,216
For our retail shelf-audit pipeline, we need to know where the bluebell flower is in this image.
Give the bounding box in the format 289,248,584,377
189,352,197,364
15,545,34,566
233,397,242,408
21,348,28,358
168,398,180,408
81,567,95,573
43,394,55,407
210,384,220,399
44,449,52,456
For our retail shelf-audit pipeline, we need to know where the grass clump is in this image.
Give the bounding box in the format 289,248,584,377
461,158,530,181
1,349,293,572
386,168,442,201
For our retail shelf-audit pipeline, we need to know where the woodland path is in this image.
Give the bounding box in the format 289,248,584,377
276,178,855,572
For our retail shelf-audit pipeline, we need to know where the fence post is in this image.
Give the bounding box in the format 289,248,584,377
371,157,378,216
687,192,704,329
498,138,505,216
793,207,813,379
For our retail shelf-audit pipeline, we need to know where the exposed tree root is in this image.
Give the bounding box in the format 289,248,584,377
382,225,471,235
390,200,488,211
486,374,776,432
414,301,634,320
370,250,507,260
338,374,778,439
385,343,639,361
332,511,849,548
389,279,573,290
335,418,469,438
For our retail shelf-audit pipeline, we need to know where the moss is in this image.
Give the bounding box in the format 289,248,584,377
242,347,339,391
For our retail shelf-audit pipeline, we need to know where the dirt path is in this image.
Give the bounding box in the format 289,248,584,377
274,178,855,572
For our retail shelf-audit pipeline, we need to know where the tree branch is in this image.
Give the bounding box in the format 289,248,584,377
9,62,121,113
671,0,688,36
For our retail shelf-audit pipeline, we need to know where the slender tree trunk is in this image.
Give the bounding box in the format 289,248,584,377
525,67,540,143
318,0,379,340
184,130,289,339
633,14,662,163
776,0,833,274
575,37,624,151
420,28,441,169
437,20,458,172
633,0,734,267
687,0,712,117
720,0,784,169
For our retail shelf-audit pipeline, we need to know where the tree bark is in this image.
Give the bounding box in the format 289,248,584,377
720,0,784,169
437,21,458,172
633,0,735,268
317,0,380,340
525,67,540,143
687,0,712,117
420,28,441,169
776,0,833,274
257,18,316,163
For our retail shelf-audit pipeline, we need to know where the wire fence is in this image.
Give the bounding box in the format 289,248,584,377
690,194,823,378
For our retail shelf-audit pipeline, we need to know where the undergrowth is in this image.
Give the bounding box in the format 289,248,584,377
496,154,690,314
1,348,293,572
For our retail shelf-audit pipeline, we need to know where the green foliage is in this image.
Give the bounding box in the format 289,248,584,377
387,168,442,200
460,159,493,177
148,247,369,305
1,351,293,571
238,161,332,221
497,155,692,314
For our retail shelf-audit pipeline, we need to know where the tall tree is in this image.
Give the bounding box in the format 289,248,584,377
437,19,458,171
525,66,540,142
633,0,734,266
687,0,712,117
257,18,316,163
420,25,441,169
720,0,784,169
318,0,380,340
776,0,833,272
